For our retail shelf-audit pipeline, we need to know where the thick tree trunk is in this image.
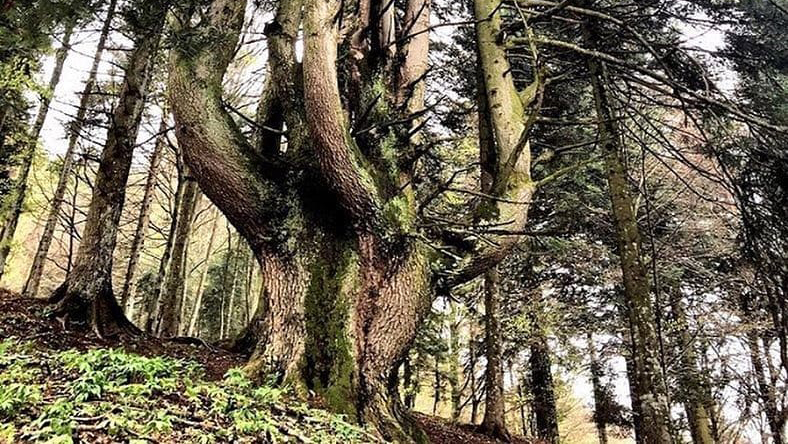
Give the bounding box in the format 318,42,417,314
48,3,164,337
588,332,609,444
120,111,167,308
585,27,673,443
24,0,117,298
167,0,533,440
0,23,74,279
481,268,509,440
530,326,559,444
155,173,200,337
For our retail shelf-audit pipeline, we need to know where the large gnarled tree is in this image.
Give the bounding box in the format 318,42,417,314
167,0,539,439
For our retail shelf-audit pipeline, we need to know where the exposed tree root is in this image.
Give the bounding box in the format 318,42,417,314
479,423,511,443
47,281,140,339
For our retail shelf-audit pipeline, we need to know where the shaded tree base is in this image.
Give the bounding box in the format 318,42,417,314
48,282,140,339
479,421,511,443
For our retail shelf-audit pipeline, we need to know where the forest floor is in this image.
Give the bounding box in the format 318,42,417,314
0,290,529,444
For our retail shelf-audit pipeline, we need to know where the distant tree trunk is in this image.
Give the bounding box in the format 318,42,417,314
218,229,235,341
155,171,200,337
530,324,559,444
142,165,185,332
481,268,509,439
223,234,243,337
588,332,609,444
517,374,529,437
0,23,74,279
469,321,481,425
23,0,117,298
187,206,219,336
48,4,165,337
448,301,462,421
432,356,441,415
585,23,673,442
403,355,416,410
669,293,715,444
120,110,167,308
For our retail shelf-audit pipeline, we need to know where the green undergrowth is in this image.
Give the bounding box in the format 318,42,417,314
0,340,378,443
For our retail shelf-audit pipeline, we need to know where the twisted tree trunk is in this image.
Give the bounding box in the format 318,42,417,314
167,0,535,440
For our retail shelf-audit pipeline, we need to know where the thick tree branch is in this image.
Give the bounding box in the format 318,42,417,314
303,0,387,233
168,0,290,252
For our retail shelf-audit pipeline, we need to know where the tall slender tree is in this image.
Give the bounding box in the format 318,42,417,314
23,0,117,297
154,169,200,337
120,108,168,308
0,23,74,278
48,0,168,336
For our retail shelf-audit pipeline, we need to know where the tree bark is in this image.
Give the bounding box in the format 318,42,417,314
24,0,117,298
588,332,609,444
530,324,559,444
584,23,673,443
0,23,74,279
167,0,536,440
448,301,462,422
120,110,168,308
481,268,509,440
155,171,200,337
48,1,165,337
747,332,785,444
669,294,715,444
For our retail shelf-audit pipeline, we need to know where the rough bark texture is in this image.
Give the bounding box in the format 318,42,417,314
585,29,673,444
48,1,164,337
167,0,536,440
155,172,200,337
24,0,117,298
0,23,74,279
120,111,167,308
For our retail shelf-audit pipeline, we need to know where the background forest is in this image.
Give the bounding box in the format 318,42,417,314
0,0,785,443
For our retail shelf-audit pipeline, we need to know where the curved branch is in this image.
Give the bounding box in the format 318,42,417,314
168,0,289,252
303,0,386,233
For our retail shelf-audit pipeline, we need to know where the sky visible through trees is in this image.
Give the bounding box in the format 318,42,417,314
0,0,785,443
